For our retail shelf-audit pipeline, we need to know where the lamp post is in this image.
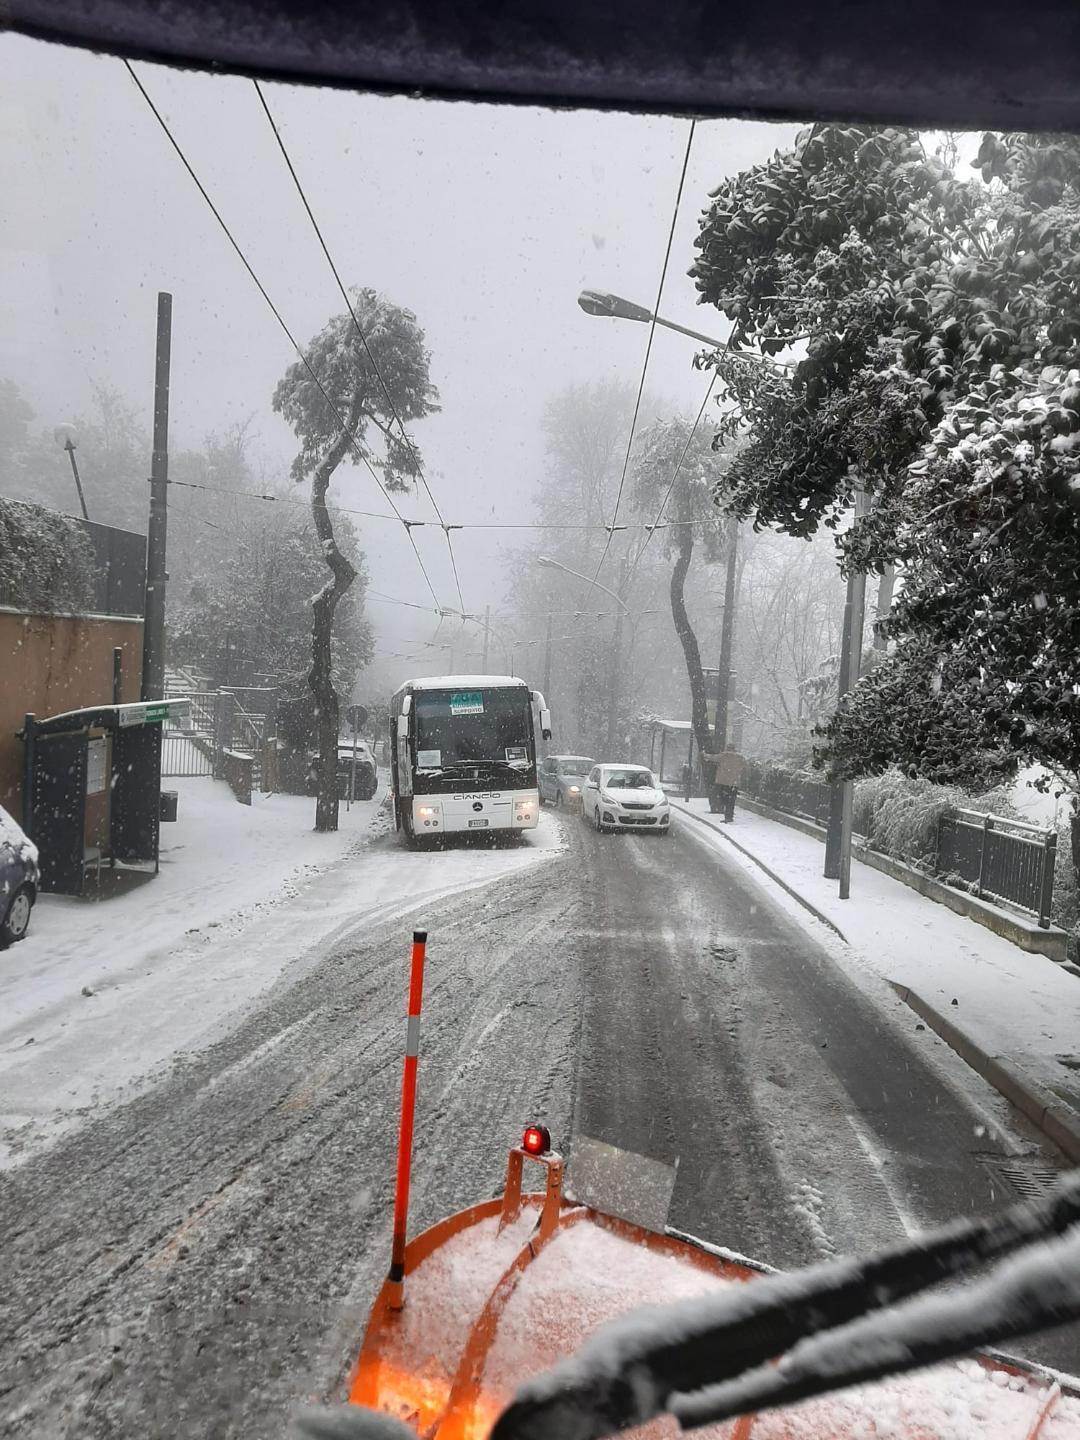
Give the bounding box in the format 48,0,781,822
577,290,730,351
536,554,631,614
53,424,89,521
577,288,742,782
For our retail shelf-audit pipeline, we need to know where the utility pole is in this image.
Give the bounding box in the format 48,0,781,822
142,291,172,702
713,516,739,750
481,605,490,674
605,556,629,754
63,439,89,520
823,488,869,890
543,612,553,698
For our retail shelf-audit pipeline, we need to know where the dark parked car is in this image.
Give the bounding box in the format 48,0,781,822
0,803,39,947
306,738,379,801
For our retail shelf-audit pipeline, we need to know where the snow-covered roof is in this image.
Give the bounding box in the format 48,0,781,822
650,718,692,731
403,675,527,691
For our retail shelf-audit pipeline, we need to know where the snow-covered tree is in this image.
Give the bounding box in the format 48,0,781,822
692,125,1080,793
629,417,728,769
272,288,437,831
168,502,372,698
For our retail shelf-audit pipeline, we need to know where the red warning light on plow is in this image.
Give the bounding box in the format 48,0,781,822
522,1123,551,1156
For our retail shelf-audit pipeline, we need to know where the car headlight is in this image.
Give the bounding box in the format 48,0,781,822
568,785,580,794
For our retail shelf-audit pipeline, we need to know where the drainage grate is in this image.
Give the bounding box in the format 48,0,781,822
975,1155,1062,1200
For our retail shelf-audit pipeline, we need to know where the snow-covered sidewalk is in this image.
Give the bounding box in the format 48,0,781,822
672,798,1080,1155
0,776,561,1166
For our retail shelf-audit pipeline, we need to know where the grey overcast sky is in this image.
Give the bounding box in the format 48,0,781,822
0,32,801,681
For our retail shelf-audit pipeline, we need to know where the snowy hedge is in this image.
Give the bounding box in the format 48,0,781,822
0,497,99,614
850,772,1017,871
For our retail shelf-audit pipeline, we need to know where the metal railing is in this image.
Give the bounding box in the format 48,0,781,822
938,809,1057,928
742,763,1056,928
743,761,833,829
161,688,276,793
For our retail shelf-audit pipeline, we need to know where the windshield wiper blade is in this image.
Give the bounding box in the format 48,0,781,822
491,1168,1080,1440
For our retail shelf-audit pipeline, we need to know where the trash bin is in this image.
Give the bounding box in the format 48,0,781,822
159,790,179,822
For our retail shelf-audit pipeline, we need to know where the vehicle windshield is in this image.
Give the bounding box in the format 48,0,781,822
414,689,532,767
604,769,655,789
2,25,1077,1437
557,758,593,776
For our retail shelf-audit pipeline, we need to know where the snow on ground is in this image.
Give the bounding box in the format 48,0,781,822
673,801,1080,1122
0,775,561,1167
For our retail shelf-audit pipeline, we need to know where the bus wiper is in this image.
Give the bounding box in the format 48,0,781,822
435,759,529,772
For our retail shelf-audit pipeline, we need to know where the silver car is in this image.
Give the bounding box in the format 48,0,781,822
538,754,594,809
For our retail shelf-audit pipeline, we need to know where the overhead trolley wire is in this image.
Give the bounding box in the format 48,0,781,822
122,59,445,613
167,475,725,536
587,117,697,599
253,79,468,617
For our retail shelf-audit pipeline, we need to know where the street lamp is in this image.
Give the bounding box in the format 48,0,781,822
53,424,89,520
536,554,631,615
577,290,729,351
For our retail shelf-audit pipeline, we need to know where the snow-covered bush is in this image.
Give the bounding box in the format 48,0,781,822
0,497,99,613
1052,808,1080,935
852,769,1020,870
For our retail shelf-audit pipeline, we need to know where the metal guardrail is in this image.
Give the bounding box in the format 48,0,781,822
743,766,1057,929
161,687,278,794
938,809,1057,928
743,761,832,829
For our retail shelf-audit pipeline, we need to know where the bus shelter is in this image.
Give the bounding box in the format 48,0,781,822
19,698,190,895
647,719,701,795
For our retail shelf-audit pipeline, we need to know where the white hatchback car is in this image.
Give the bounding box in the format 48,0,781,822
581,764,671,835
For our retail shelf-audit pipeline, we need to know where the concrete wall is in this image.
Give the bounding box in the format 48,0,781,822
0,607,144,822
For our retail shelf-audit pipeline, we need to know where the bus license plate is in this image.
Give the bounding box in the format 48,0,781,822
468,818,489,828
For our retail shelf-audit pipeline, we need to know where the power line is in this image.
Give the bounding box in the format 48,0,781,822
169,475,398,523
167,475,725,535
122,58,445,613
588,117,697,598
253,80,468,617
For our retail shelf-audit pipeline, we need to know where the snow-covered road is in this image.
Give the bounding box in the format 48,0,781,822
0,797,1075,1438
0,777,561,1165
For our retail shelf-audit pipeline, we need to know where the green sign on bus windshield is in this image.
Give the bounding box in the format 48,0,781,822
449,691,484,716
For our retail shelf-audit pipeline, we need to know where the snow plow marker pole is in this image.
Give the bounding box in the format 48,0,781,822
389,928,427,1311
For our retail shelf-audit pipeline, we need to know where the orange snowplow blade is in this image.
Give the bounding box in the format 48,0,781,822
349,1145,1080,1440
350,1191,760,1440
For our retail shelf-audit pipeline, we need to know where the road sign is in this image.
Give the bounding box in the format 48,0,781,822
345,704,369,730
117,699,191,728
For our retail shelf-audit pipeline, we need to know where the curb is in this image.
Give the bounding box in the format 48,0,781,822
672,801,849,945
891,982,1080,1164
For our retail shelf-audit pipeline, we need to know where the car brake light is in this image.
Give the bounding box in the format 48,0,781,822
522,1123,550,1156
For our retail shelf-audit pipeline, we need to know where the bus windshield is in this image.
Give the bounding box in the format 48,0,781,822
414,689,532,768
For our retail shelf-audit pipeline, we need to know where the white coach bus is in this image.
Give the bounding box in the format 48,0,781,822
389,675,552,845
